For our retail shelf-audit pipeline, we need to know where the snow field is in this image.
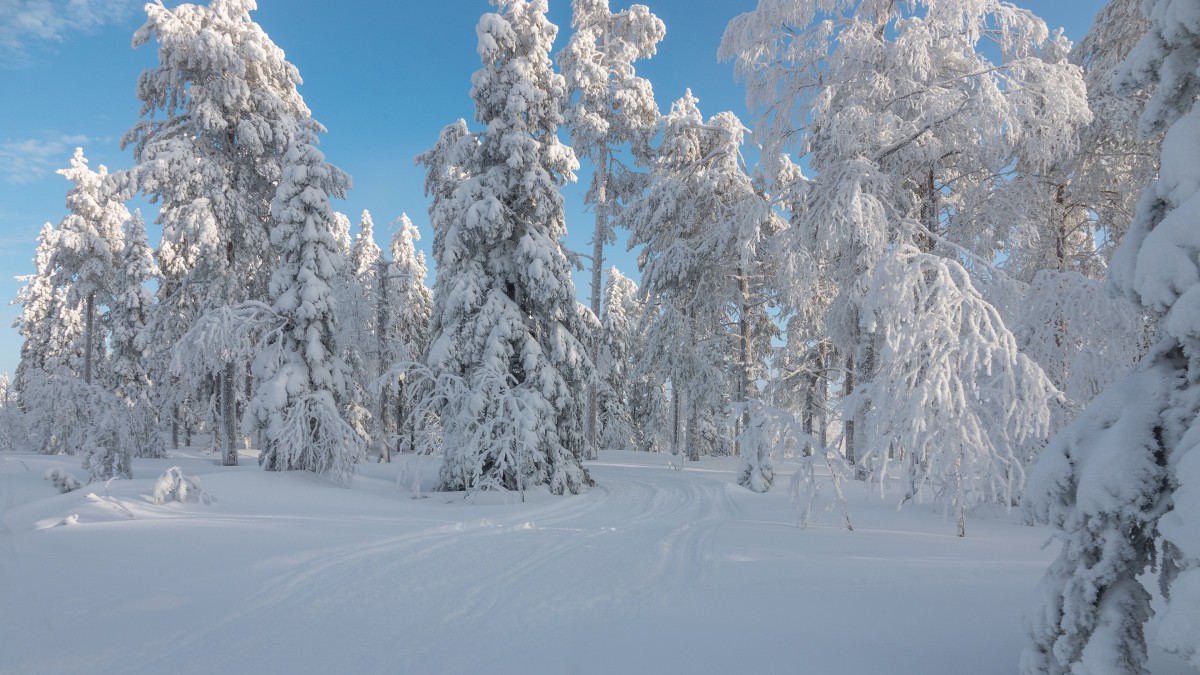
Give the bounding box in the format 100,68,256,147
0,450,1188,674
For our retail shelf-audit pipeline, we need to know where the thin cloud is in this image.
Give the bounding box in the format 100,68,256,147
0,133,90,184
0,0,139,67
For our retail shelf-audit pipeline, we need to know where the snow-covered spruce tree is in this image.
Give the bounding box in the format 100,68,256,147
120,0,316,466
331,211,353,257
50,148,128,388
376,214,432,457
82,388,134,482
596,268,639,453
417,0,592,496
626,295,671,454
0,373,25,452
16,150,129,459
1023,0,1200,670
109,210,164,459
335,208,383,447
13,225,82,455
351,210,382,278
720,0,1083,513
559,0,664,460
247,128,365,485
626,92,781,471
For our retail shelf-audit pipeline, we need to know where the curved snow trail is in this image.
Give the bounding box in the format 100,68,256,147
119,459,742,674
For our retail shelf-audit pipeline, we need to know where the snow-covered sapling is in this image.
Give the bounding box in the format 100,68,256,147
45,468,84,494
150,466,214,505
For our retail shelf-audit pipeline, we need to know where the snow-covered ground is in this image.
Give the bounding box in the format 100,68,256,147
0,449,1189,674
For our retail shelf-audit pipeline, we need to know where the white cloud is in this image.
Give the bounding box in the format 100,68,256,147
0,0,138,67
0,133,90,184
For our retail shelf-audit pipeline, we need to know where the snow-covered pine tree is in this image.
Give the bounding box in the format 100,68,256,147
120,0,317,466
417,0,592,496
559,0,664,460
596,268,639,453
50,148,128,388
108,210,164,459
14,224,68,401
351,210,382,278
720,0,1084,516
377,214,432,457
336,209,383,448
247,127,365,485
1023,0,1200,670
12,224,86,455
0,373,24,452
17,150,130,461
331,211,353,258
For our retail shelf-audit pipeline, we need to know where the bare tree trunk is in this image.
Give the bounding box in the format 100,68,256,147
816,340,828,451
221,361,238,466
1054,183,1070,385
802,384,815,458
955,446,966,538
586,160,608,462
83,292,95,385
805,341,829,457
919,167,937,253
853,338,876,480
671,382,680,457
843,353,855,466
735,266,752,459
687,398,699,462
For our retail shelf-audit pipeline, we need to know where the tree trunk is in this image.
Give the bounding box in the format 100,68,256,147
83,292,95,385
1054,183,1070,385
221,361,238,466
843,353,855,466
687,398,699,462
815,340,828,451
735,266,752,459
586,160,608,462
377,260,391,462
919,166,937,252
671,382,681,457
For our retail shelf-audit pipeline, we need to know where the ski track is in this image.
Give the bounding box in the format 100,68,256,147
126,461,742,673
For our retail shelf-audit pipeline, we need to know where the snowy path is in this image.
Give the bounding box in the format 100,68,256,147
0,450,1137,674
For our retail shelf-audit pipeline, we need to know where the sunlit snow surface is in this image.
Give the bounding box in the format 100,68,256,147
0,449,1190,674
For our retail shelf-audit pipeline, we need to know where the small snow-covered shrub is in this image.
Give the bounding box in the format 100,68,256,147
44,468,83,494
150,467,213,505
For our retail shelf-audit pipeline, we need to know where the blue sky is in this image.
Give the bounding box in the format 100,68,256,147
0,0,1104,379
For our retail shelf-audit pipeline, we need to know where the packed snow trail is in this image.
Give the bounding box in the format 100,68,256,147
7,450,1190,674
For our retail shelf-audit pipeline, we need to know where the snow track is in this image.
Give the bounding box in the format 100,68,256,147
125,460,743,674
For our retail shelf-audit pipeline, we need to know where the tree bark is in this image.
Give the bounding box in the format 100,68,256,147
221,361,238,466
586,160,608,462
735,266,752,459
83,292,95,385
844,353,855,466
671,382,681,458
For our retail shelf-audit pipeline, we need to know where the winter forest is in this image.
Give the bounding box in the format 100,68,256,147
0,0,1198,673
